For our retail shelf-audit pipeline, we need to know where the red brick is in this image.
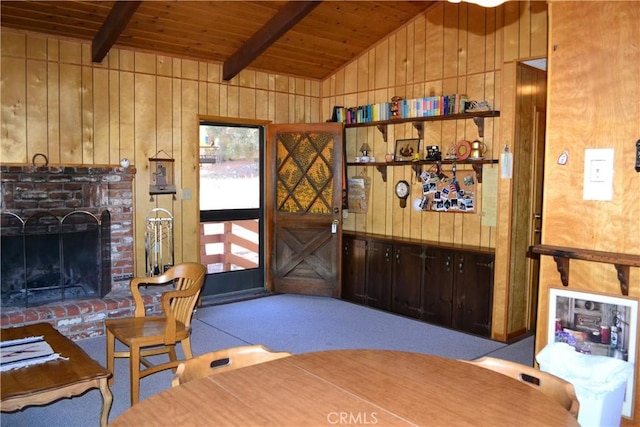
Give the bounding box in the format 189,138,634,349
90,299,107,312
75,301,93,314
65,304,80,316
23,310,40,322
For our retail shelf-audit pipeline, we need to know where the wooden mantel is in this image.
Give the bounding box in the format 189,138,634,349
529,245,640,296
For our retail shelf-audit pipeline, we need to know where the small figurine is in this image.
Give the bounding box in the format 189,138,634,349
390,96,403,118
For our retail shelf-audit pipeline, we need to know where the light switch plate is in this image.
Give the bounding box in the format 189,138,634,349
583,148,614,201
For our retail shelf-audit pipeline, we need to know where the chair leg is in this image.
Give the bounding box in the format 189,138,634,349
106,328,115,387
130,345,141,406
167,344,177,363
181,337,193,359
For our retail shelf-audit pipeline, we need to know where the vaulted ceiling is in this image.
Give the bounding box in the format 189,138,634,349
0,1,438,81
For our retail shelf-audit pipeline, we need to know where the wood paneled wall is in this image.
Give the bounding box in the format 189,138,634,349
1,1,548,341
538,2,639,423
323,1,545,243
322,1,547,339
0,29,321,276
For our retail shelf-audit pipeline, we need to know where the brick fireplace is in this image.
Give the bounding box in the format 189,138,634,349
1,164,163,340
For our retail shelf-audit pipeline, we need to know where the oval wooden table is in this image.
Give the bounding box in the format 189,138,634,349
111,349,578,426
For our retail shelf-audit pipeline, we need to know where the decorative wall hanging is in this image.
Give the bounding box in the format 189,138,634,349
417,165,476,213
347,174,371,214
148,150,176,200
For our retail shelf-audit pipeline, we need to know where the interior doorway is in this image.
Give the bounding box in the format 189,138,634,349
511,59,548,331
198,121,266,303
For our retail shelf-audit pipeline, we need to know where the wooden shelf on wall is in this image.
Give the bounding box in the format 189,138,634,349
529,244,640,296
344,111,500,141
346,158,497,183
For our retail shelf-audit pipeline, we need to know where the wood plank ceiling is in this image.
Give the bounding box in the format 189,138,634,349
0,1,438,80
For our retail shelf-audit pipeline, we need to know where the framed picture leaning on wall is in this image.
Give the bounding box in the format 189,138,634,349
548,287,638,417
394,138,420,161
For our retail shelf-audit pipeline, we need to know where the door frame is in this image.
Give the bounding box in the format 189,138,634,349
197,116,270,303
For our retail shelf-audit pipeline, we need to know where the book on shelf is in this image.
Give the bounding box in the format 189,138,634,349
332,93,480,125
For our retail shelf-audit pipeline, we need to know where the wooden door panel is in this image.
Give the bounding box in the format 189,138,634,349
366,240,392,310
267,123,343,297
454,253,494,336
342,236,366,304
423,248,454,327
276,223,336,278
392,244,423,319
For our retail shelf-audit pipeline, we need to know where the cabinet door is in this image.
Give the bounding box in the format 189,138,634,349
391,244,423,319
341,237,366,304
365,241,392,310
453,253,494,337
422,248,454,327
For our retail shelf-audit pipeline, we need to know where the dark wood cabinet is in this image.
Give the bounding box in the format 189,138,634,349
342,233,494,337
422,247,454,327
342,235,391,310
391,243,424,319
366,240,392,310
342,236,366,305
452,252,494,336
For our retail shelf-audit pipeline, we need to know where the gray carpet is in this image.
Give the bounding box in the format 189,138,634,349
1,294,534,426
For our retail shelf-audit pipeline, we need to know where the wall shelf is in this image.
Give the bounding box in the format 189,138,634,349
529,244,640,296
346,158,497,183
344,110,500,141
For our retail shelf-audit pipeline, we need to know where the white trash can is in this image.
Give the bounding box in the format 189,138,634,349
536,342,633,427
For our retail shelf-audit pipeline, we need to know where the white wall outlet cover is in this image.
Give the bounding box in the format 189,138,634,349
583,148,614,201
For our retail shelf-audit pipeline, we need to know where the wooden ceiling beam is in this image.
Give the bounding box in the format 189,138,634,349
92,0,142,63
222,0,322,81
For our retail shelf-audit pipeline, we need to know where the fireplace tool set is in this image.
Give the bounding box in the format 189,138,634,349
144,208,174,276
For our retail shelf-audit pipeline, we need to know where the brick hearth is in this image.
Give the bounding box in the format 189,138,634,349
0,289,166,341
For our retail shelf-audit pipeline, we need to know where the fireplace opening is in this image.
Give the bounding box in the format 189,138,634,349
1,210,111,308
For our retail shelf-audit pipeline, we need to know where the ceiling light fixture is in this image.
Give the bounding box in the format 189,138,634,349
448,0,508,7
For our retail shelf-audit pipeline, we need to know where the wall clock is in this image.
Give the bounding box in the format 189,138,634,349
395,180,410,208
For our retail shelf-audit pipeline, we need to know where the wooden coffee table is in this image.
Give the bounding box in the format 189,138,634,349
1,322,112,427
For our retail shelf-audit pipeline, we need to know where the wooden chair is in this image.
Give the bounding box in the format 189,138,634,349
106,262,206,405
461,356,579,418
171,344,292,387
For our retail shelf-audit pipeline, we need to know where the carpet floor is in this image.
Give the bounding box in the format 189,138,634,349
1,294,534,426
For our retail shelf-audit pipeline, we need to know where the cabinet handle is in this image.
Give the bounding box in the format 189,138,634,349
396,251,401,263
477,260,494,269
445,256,451,269
385,248,391,262
459,257,464,273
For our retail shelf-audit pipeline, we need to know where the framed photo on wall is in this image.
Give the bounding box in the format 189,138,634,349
548,287,638,417
394,138,420,161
